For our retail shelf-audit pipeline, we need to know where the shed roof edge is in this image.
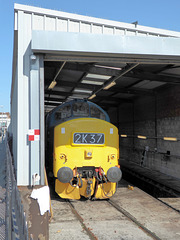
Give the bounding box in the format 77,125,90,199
14,3,180,38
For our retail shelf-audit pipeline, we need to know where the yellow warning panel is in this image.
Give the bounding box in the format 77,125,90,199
95,182,116,199
55,179,80,200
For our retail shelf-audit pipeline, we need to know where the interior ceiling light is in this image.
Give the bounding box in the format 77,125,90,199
81,80,104,85
86,73,111,80
95,64,122,71
103,81,116,90
45,106,54,108
88,94,96,100
163,137,177,141
45,100,62,104
48,80,57,89
73,88,92,94
137,135,147,139
70,94,86,99
121,135,127,138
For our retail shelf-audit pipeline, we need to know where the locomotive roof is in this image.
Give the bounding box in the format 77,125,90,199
46,99,110,129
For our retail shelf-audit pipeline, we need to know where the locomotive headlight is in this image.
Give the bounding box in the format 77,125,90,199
57,167,73,183
107,167,122,183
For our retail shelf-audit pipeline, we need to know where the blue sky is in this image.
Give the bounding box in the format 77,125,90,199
1,0,180,113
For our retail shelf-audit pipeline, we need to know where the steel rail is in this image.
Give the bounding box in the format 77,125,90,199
66,200,98,240
108,199,162,240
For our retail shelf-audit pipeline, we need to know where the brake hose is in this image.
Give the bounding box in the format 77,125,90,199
78,174,83,188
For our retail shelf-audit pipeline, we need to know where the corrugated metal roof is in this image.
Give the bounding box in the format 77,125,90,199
14,3,180,38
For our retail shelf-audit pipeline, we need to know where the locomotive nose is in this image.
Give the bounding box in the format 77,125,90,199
107,167,122,183
57,167,73,183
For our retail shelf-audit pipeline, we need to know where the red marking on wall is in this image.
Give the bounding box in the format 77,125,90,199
28,129,40,141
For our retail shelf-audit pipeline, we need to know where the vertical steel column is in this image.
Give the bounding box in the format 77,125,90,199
39,55,45,185
17,10,30,185
17,10,25,185
29,55,40,185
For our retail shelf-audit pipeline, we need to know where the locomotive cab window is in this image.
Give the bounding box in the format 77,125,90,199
73,102,89,117
55,104,71,120
90,105,106,120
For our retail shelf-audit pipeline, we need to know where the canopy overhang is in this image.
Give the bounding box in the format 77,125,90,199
32,31,180,64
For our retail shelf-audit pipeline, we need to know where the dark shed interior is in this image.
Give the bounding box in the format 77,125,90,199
44,61,180,179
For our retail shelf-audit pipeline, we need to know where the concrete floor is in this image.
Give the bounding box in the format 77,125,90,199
49,180,180,239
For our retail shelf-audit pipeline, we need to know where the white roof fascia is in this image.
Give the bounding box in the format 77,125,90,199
32,31,180,64
14,3,180,38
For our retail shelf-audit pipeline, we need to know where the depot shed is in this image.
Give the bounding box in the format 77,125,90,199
10,3,180,185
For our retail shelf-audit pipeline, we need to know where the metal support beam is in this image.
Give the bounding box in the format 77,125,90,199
45,95,132,104
45,61,122,77
126,71,180,84
44,54,180,65
32,31,180,64
45,90,71,97
45,79,154,96
45,61,180,85
88,64,139,99
29,56,40,185
45,79,95,91
39,55,45,185
48,61,66,89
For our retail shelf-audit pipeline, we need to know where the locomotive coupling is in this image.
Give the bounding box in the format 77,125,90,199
107,167,122,183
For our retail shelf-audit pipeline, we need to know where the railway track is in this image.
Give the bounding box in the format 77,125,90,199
66,200,98,240
67,198,162,240
50,196,155,239
49,181,180,240
107,199,161,240
121,165,180,198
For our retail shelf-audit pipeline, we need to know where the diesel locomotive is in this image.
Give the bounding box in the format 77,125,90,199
46,99,122,200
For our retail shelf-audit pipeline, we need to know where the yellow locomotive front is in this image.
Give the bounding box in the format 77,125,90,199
46,100,122,200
